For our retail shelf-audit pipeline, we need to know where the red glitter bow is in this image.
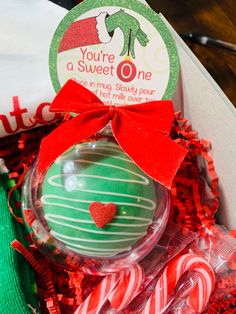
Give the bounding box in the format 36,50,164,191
38,80,187,188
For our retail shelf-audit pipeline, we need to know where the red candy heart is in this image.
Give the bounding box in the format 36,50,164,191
89,202,117,228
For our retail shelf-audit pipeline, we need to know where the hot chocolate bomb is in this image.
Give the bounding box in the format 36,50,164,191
41,141,157,258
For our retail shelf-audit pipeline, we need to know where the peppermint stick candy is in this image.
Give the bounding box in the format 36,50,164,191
75,272,120,314
142,254,215,314
108,264,145,311
75,264,144,314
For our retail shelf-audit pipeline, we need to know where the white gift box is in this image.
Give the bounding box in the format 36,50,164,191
165,18,236,230
0,0,235,229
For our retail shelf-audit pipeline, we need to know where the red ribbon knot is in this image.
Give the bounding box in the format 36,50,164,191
109,106,116,119
38,80,187,189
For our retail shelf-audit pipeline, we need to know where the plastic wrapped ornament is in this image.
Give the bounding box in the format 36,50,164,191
22,140,170,275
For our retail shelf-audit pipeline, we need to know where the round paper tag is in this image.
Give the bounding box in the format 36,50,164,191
50,0,179,105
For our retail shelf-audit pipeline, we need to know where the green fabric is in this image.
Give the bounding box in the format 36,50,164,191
0,178,39,313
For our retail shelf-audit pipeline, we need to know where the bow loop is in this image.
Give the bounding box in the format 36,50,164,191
119,100,174,135
38,80,187,189
50,79,104,113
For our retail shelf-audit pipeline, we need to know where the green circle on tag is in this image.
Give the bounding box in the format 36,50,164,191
49,0,179,103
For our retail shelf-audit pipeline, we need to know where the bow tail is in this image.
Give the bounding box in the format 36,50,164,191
38,110,110,175
112,116,187,189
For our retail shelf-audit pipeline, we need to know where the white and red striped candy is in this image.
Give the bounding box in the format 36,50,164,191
75,264,144,314
108,264,145,311
142,254,215,314
75,272,120,314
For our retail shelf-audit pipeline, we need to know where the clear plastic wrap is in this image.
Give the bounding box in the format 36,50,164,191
74,224,196,313
21,139,170,275
132,225,236,314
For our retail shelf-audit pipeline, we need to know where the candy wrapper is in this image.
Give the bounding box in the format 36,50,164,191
199,226,236,313
74,224,196,313
169,226,236,313
124,225,236,314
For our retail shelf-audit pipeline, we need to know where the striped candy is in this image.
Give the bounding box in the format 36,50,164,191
142,254,215,314
75,272,120,314
75,264,144,314
108,264,145,311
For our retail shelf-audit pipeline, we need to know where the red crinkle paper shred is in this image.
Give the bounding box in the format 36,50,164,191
204,230,236,314
2,113,235,313
172,112,219,232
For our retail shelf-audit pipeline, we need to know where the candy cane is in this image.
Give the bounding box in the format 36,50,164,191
108,264,145,311
75,264,144,314
74,272,120,314
142,254,215,314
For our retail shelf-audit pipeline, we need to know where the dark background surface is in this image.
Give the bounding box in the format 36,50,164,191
52,0,236,107
148,0,236,107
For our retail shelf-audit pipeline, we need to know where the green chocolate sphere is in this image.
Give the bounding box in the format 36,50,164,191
42,141,157,258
